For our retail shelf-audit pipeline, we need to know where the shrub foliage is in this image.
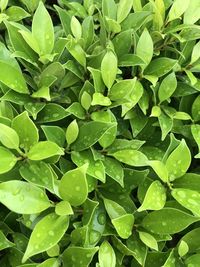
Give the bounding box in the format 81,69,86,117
0,0,200,266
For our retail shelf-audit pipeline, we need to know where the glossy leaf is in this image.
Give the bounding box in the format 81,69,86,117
166,139,191,181
0,42,28,94
59,165,88,206
27,141,64,160
99,240,116,267
0,180,51,214
117,0,133,23
0,123,19,149
22,213,69,263
142,208,199,234
101,50,118,90
32,1,54,55
0,146,17,174
66,119,79,145
172,188,200,216
158,72,177,103
168,0,190,22
139,231,158,251
144,58,177,77
138,180,166,212
12,111,39,151
110,149,148,167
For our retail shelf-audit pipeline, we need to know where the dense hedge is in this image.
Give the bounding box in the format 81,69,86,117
1,0,200,266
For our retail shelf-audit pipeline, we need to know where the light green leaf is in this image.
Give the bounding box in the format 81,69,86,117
192,95,200,122
117,0,133,23
138,180,166,212
158,72,177,103
178,240,189,257
101,50,118,90
191,41,200,64
71,150,105,183
109,78,136,101
148,160,169,183
66,119,79,145
71,121,116,151
71,16,82,39
142,208,199,234
191,124,200,157
139,231,158,251
166,139,191,181
172,188,200,216
158,111,173,141
37,258,59,267
0,180,51,214
110,149,148,167
185,254,200,266
144,57,177,77
12,111,39,151
62,246,99,267
168,0,190,22
19,29,40,55
112,214,134,239
81,91,92,111
184,0,200,24
22,213,69,263
19,161,54,193
91,93,111,106
55,201,74,216
59,165,88,206
103,198,126,219
0,146,17,174
0,42,29,94
27,141,64,160
99,241,116,267
136,28,153,68
0,123,19,149
103,157,124,187
32,1,54,55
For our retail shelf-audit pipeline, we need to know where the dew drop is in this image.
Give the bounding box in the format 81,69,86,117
97,213,106,225
48,230,55,236
177,191,186,198
75,186,80,192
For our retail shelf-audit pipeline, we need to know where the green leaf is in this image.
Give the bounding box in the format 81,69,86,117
62,246,99,267
27,141,64,160
192,95,200,122
19,161,54,193
71,150,105,183
191,41,200,64
172,188,200,216
59,165,88,206
144,58,177,77
0,123,19,149
41,125,66,147
110,149,148,167
0,230,14,250
103,157,124,187
99,241,116,267
55,201,73,216
12,111,39,152
166,139,191,181
91,93,111,106
184,0,200,24
158,111,173,141
158,72,177,103
178,240,188,257
168,0,190,22
5,6,30,21
109,78,136,101
0,42,29,94
139,231,158,251
117,0,133,23
136,28,153,68
71,121,116,151
138,180,166,212
148,161,169,183
32,1,54,55
0,180,51,214
0,146,17,174
22,213,69,263
142,208,199,234
185,254,200,266
71,16,82,39
37,258,59,267
173,173,200,191
101,50,118,90
66,119,79,146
